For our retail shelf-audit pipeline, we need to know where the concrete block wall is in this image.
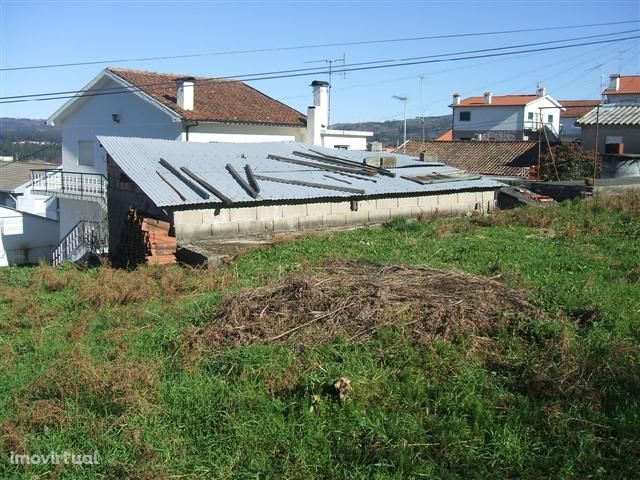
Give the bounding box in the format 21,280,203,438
174,191,497,241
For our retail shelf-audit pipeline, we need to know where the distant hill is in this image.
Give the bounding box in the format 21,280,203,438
0,118,61,163
332,115,452,146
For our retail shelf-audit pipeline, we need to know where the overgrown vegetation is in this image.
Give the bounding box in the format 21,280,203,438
1,192,639,478
538,142,601,181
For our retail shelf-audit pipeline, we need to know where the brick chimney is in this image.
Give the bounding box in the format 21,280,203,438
176,77,195,111
483,92,492,104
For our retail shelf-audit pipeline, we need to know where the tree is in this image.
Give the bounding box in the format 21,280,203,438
538,143,601,181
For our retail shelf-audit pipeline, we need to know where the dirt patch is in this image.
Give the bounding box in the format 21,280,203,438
182,260,545,354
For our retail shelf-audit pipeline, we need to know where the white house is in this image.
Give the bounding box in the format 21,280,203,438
450,88,563,141
558,100,600,143
0,206,59,265
33,67,372,257
604,74,640,104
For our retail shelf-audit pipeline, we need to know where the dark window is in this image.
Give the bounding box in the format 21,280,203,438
459,111,471,121
547,114,554,123
528,112,534,120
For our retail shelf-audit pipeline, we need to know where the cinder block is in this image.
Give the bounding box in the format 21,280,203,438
345,209,369,225
376,198,398,209
323,214,347,228
229,207,257,222
330,202,352,215
298,215,324,231
201,208,231,224
368,208,390,224
412,206,433,218
178,223,212,241
175,210,203,225
256,205,283,220
397,196,419,208
281,204,308,217
210,222,240,239
307,202,333,215
238,220,274,235
389,207,414,220
273,217,299,232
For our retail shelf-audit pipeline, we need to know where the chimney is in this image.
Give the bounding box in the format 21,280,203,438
609,73,620,91
483,92,492,104
452,92,460,106
306,106,322,146
537,86,546,97
176,77,195,111
311,80,329,129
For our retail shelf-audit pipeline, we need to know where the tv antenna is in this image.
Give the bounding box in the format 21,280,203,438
304,53,346,126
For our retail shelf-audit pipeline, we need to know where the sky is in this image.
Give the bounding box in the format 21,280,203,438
1,0,639,124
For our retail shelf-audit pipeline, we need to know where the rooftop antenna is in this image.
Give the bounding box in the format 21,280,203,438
419,75,426,142
304,54,346,126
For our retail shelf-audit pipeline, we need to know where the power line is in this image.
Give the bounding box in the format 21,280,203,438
1,20,637,72
1,32,637,105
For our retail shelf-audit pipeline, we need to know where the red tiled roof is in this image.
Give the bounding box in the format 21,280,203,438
107,67,306,127
435,129,453,141
456,95,538,107
559,100,600,118
604,76,640,95
397,139,538,177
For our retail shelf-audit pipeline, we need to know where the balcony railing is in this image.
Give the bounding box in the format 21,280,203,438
31,169,107,200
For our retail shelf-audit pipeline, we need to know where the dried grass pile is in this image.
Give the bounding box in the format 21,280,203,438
183,261,545,352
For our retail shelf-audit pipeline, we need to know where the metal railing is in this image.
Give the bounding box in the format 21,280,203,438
31,169,107,199
52,219,108,266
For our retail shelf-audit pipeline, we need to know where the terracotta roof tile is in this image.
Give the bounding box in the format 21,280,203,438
456,95,538,107
604,76,640,95
435,129,453,141
559,100,600,118
107,67,306,127
397,139,538,177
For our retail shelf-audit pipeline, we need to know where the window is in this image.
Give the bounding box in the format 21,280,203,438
78,140,94,166
547,114,554,124
527,112,534,120
333,145,349,150
459,111,471,121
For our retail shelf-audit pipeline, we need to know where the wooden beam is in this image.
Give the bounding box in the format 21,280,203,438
158,158,209,199
254,174,366,194
180,166,232,204
226,163,258,198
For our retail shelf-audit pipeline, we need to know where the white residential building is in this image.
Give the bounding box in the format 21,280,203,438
450,88,563,141
33,68,371,260
604,74,640,104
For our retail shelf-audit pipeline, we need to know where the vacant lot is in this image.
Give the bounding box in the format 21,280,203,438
1,192,639,479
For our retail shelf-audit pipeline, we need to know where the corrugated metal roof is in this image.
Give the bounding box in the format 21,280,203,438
98,137,503,208
577,104,640,126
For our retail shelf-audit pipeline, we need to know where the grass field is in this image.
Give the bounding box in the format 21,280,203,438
1,193,639,479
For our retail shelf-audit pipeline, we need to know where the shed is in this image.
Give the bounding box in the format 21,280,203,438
98,137,504,264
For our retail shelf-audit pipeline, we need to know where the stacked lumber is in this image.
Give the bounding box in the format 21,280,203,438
141,217,176,265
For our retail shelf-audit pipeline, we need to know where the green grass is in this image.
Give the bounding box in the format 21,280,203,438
1,194,639,479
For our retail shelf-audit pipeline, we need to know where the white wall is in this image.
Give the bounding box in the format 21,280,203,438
606,93,640,104
59,75,182,177
0,206,59,265
174,191,497,241
13,182,58,219
523,97,561,134
322,130,371,150
183,123,305,143
453,105,523,133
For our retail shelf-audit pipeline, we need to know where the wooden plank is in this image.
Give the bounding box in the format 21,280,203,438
244,164,260,194
156,170,186,201
159,159,210,200
254,174,366,195
226,163,258,198
180,166,232,204
268,154,377,177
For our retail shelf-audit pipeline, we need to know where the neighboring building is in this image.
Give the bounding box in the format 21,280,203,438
0,206,59,265
559,100,600,143
397,139,539,178
577,103,640,156
0,159,59,218
35,67,372,254
604,74,640,104
435,129,453,141
96,137,502,266
450,87,563,141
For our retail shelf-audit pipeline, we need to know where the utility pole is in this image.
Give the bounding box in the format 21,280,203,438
420,75,426,142
393,95,408,153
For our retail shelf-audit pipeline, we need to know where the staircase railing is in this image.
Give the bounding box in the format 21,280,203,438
52,219,108,266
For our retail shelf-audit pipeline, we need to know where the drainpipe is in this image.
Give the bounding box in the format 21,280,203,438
182,120,199,142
